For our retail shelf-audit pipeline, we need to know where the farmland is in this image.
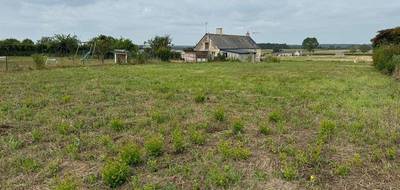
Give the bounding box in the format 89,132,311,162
0,60,399,189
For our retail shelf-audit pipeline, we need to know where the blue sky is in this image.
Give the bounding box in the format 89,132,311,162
0,0,399,45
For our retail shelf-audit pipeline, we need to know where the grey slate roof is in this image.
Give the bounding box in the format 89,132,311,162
207,34,259,50
224,49,257,54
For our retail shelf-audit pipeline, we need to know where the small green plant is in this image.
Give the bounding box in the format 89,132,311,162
151,112,168,124
231,120,245,135
102,160,130,188
386,147,397,160
145,136,164,157
335,164,350,176
66,137,81,159
281,165,297,181
318,120,336,142
146,158,159,172
269,111,283,123
62,95,72,103
54,178,78,190
218,141,251,160
352,153,363,167
189,129,206,145
214,108,225,122
207,165,241,188
110,119,124,131
56,123,73,135
32,54,46,69
172,128,186,153
8,136,23,150
194,93,206,103
31,128,43,143
119,143,142,166
19,157,40,173
259,125,271,135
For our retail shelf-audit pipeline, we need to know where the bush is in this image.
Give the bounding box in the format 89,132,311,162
119,143,142,166
145,136,164,157
373,45,400,74
263,55,280,63
135,52,149,64
102,160,130,188
32,54,46,69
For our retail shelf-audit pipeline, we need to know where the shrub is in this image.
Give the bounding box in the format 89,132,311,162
119,143,142,166
102,160,130,188
172,128,186,153
214,108,225,122
263,55,280,63
232,120,245,135
136,52,149,64
268,111,283,123
373,45,400,74
259,125,271,135
32,54,46,69
145,136,164,157
110,119,124,131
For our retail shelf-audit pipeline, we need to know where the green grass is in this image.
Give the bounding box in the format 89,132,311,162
0,60,399,189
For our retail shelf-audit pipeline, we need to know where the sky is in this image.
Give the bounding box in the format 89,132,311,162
0,0,399,45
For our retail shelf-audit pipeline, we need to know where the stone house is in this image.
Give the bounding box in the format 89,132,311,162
188,28,261,62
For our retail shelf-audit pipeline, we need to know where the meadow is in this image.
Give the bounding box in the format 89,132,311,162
0,59,399,189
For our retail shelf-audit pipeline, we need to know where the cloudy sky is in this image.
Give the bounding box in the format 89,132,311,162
1,0,399,45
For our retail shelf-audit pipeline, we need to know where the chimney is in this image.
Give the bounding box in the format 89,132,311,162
216,28,223,35
246,31,251,37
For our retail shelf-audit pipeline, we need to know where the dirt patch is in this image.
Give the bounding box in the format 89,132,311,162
0,124,13,135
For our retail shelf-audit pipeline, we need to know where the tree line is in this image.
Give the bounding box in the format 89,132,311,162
0,34,177,62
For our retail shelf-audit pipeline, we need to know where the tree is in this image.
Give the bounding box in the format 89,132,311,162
147,35,173,61
113,38,138,56
359,44,372,53
52,34,79,57
302,37,319,54
93,35,114,64
371,27,400,48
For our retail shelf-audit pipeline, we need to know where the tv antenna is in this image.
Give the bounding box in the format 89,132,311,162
205,22,208,34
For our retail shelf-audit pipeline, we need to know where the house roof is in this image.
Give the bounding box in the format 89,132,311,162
206,33,259,50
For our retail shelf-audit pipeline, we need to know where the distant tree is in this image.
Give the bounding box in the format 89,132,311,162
52,34,79,56
93,35,114,64
21,39,34,46
302,37,319,54
147,35,173,61
371,27,400,48
359,44,372,53
349,46,358,53
113,38,138,54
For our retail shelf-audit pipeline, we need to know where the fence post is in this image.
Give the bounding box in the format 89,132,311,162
5,56,8,71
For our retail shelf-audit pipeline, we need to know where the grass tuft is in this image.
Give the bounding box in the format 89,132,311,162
145,135,164,157
102,160,130,188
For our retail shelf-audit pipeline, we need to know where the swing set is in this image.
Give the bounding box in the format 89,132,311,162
74,41,96,64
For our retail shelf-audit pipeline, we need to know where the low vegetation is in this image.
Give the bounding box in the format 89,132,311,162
0,60,399,189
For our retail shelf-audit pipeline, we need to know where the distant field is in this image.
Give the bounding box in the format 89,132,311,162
0,61,399,189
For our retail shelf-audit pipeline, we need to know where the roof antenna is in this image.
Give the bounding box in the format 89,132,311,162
205,22,208,34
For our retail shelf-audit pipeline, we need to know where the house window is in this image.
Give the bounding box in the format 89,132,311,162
205,42,209,50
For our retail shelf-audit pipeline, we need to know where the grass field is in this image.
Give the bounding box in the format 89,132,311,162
0,60,399,189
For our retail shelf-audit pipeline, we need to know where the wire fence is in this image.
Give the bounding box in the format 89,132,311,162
0,56,116,72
